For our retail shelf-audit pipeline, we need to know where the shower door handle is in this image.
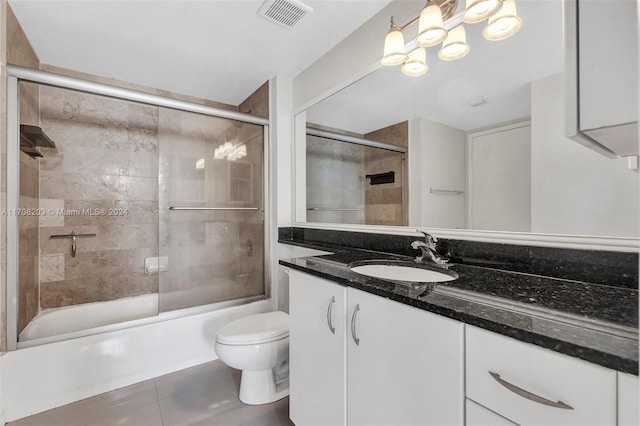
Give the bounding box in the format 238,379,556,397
326,296,336,334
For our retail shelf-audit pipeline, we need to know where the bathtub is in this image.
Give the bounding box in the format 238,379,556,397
4,296,271,421
19,293,160,342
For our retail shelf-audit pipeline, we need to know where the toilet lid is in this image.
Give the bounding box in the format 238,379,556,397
215,311,289,345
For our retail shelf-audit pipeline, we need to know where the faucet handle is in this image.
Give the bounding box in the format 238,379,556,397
416,229,437,245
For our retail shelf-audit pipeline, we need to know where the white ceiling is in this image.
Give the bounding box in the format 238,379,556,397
306,0,565,133
8,0,392,105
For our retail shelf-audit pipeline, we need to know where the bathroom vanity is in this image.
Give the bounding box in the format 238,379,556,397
280,230,638,426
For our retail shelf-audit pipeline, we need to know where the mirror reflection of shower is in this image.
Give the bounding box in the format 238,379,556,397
305,121,408,226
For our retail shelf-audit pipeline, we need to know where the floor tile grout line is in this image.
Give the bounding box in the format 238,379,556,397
154,379,166,426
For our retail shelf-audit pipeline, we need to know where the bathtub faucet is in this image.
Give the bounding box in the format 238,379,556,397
50,231,97,257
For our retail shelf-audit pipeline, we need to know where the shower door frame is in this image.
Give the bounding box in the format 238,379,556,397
6,65,272,351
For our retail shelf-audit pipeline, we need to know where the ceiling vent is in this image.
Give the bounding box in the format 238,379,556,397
257,0,313,29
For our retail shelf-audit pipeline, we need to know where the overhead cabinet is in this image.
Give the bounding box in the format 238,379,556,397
565,0,639,157
288,269,463,426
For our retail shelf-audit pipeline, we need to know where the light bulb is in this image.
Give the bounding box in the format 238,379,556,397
483,0,522,40
401,48,428,76
463,0,503,23
438,25,470,61
417,5,447,47
381,19,408,65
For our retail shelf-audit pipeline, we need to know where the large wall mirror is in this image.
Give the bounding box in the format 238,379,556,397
294,0,639,243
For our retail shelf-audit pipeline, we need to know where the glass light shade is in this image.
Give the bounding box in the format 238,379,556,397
483,0,522,40
381,27,408,65
401,48,428,76
463,0,503,23
417,5,447,47
438,25,470,61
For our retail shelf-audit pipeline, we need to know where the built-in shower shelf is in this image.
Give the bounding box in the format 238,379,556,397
365,171,395,185
20,124,56,158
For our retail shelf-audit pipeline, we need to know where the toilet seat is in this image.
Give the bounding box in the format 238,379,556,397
215,311,289,345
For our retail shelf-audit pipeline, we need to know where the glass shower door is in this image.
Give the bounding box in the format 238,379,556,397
158,108,265,312
16,81,161,342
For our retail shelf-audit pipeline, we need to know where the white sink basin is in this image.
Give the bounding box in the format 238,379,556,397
350,264,457,283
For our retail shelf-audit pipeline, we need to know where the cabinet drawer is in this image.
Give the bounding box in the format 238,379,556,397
466,399,516,426
466,326,616,426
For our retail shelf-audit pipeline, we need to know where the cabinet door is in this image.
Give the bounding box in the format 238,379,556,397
347,288,463,426
578,0,638,132
468,123,531,232
289,270,347,426
618,372,639,426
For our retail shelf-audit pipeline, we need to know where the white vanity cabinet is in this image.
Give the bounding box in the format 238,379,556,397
466,326,617,426
288,269,464,426
347,286,463,426
465,399,516,426
289,270,347,426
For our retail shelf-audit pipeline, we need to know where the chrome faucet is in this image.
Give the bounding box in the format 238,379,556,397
411,230,449,265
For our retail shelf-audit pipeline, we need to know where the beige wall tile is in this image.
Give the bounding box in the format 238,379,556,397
40,172,158,201
238,81,269,118
40,272,158,309
40,254,65,283
363,121,408,226
39,198,65,227
6,5,38,68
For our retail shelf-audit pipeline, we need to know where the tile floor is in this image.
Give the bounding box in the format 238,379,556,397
8,360,294,426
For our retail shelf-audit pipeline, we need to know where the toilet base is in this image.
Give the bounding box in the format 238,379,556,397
239,370,289,405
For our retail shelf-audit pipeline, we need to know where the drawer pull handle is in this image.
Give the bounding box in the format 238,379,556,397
351,304,360,345
326,296,336,334
489,372,573,410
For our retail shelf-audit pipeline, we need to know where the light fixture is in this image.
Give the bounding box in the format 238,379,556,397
381,17,408,66
381,0,522,76
439,25,470,61
214,141,247,161
463,0,503,23
402,48,428,76
417,5,447,47
483,0,522,40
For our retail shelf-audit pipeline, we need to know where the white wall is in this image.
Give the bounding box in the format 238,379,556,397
292,1,418,111
531,73,639,237
409,118,466,229
271,75,294,228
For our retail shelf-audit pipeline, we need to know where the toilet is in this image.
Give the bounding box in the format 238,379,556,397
214,311,289,405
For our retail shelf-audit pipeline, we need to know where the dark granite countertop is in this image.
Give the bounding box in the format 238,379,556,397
279,240,639,375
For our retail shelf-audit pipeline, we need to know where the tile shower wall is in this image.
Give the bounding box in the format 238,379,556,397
37,86,160,309
364,121,408,226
